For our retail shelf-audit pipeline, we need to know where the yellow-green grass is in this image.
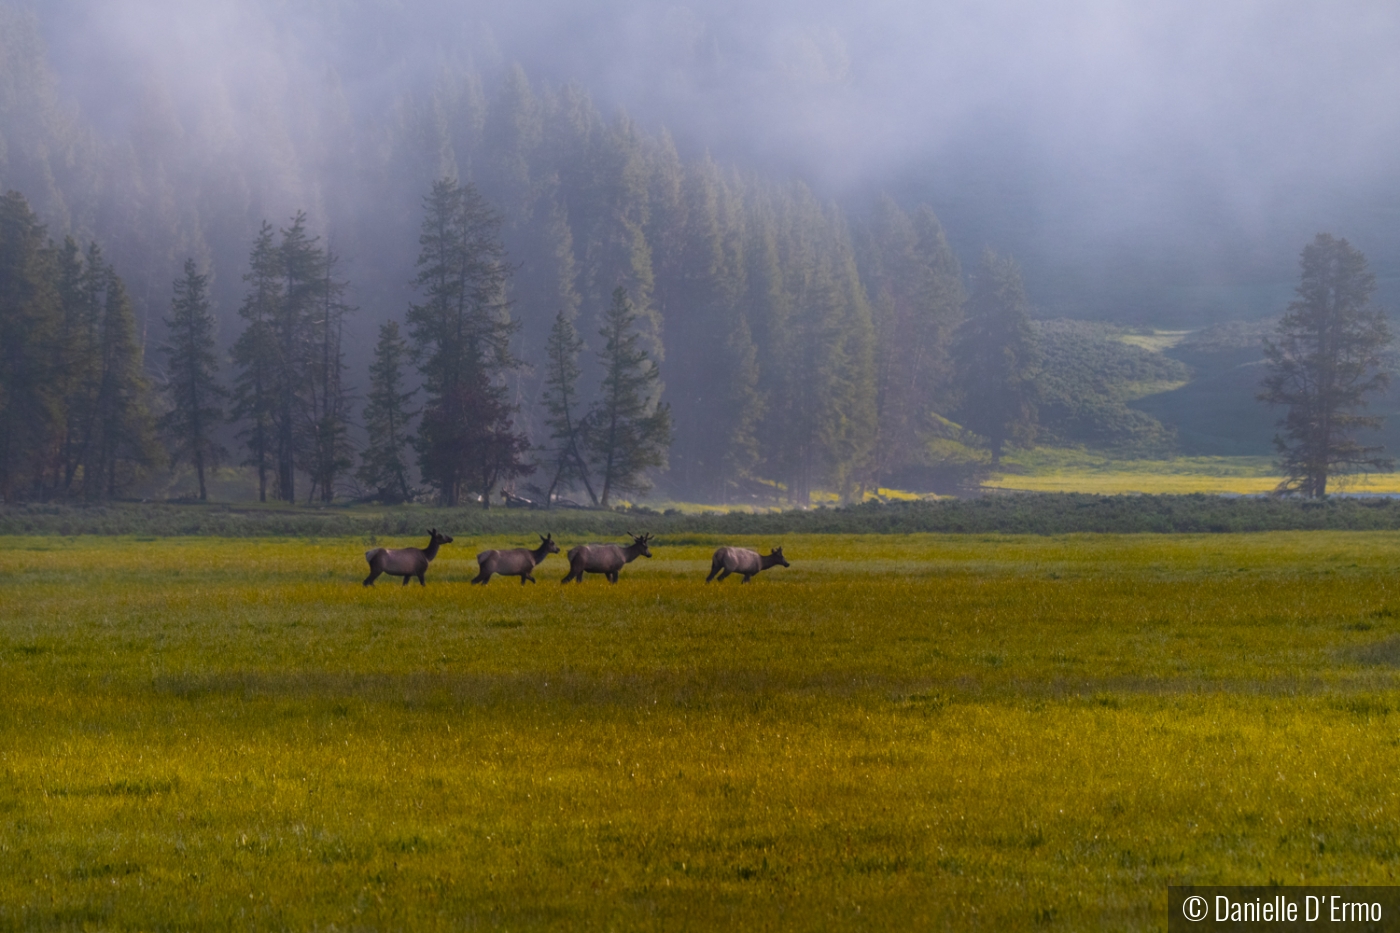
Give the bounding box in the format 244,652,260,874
3,533,1400,930
987,450,1400,495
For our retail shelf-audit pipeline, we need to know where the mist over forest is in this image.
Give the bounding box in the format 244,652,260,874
3,0,1400,503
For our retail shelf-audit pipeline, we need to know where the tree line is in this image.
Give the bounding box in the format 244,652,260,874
0,181,673,508
2,177,1392,504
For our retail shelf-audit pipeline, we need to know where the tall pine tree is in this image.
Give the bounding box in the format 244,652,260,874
953,249,1040,465
88,263,160,498
159,259,226,501
857,197,963,486
230,223,280,502
357,319,416,502
302,248,354,503
45,237,102,498
586,287,672,506
1260,233,1393,496
539,309,597,505
0,190,61,502
406,178,532,507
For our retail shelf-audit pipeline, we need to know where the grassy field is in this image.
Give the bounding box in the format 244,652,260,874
3,532,1400,930
987,450,1400,495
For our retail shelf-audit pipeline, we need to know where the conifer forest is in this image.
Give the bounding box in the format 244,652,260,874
3,1,1400,505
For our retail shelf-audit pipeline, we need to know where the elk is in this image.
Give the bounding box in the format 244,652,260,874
472,533,560,585
363,529,453,586
706,545,789,584
561,532,654,584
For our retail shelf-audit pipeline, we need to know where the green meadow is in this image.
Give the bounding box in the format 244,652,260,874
3,532,1400,930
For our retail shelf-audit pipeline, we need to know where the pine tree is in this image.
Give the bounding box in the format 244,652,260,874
230,214,348,503
302,248,354,503
754,185,876,504
230,223,280,502
47,236,102,497
270,212,322,503
406,178,532,506
539,309,597,505
88,263,160,498
1259,233,1393,496
159,259,226,501
357,320,416,502
586,287,672,506
0,190,62,502
857,197,963,485
953,249,1040,465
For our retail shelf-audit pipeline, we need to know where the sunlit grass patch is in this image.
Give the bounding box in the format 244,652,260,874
986,448,1400,494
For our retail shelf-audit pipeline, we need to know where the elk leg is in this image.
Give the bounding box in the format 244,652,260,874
717,568,732,581
401,574,411,586
363,569,380,586
417,573,426,586
742,574,752,583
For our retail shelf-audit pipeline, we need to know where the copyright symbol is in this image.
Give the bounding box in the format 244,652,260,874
1183,896,1209,922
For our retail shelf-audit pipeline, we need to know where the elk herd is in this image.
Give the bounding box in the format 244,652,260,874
362,529,788,587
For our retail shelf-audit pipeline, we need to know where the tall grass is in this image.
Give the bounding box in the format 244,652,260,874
2,533,1399,929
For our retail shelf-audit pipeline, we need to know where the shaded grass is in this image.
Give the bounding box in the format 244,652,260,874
2,533,1400,930
21,492,1400,538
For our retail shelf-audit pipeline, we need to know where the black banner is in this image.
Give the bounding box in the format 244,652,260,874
1169,887,1400,932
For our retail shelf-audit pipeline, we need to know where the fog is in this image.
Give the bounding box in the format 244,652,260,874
23,0,1400,320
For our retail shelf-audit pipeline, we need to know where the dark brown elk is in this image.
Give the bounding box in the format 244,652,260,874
472,533,560,585
705,545,789,583
561,532,653,584
363,529,453,586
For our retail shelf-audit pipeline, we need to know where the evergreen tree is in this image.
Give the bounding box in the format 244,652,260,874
159,259,226,501
88,263,160,498
857,197,963,485
0,190,61,502
953,249,1040,465
539,309,597,505
46,237,102,497
406,178,532,506
357,320,416,502
270,212,322,503
230,223,280,502
755,185,876,504
586,287,672,506
230,214,348,503
302,248,354,503
1259,233,1393,496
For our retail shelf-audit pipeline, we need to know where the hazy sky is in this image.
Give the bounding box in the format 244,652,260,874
31,0,1400,320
